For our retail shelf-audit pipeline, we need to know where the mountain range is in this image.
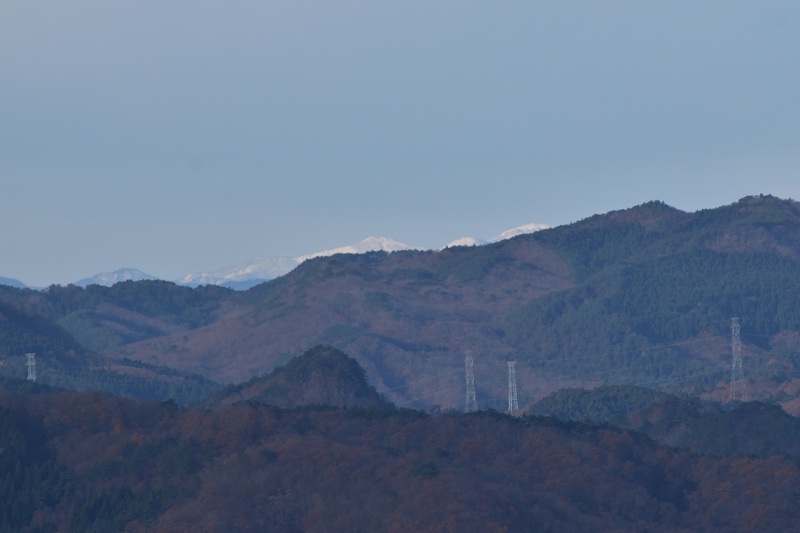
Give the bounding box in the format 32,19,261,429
4,195,800,531
3,194,800,413
28,224,548,290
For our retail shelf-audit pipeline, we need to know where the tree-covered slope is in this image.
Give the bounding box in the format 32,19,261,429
5,195,800,410
0,282,229,404
0,295,220,405
531,384,800,457
206,345,394,410
4,385,800,532
0,281,233,352
107,195,800,409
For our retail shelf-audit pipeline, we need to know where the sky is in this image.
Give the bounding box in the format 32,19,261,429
2,2,800,286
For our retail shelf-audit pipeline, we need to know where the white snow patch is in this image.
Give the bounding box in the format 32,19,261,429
443,237,487,248
489,223,550,242
74,268,157,287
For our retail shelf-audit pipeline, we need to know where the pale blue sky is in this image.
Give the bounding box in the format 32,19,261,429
2,2,800,286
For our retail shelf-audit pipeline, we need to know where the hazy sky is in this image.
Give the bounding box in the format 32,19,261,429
3,2,800,286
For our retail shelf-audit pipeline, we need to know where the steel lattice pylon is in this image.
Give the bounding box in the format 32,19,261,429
464,351,477,413
507,361,519,412
26,353,36,382
729,317,747,402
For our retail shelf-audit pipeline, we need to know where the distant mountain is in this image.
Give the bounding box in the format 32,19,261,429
445,223,550,248
68,225,549,290
489,223,550,242
178,256,300,288
444,236,486,247
0,276,26,289
298,235,423,260
181,226,549,288
179,236,423,288
74,268,157,287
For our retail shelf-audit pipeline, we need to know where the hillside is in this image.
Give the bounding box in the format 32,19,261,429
0,281,234,352
532,385,800,456
0,286,223,405
100,195,800,410
3,384,800,532
3,195,800,411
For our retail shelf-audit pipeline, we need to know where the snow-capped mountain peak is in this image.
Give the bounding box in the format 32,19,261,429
444,223,549,249
443,236,488,248
69,222,549,290
74,268,157,287
178,257,300,287
179,236,422,289
489,223,550,242
296,236,421,262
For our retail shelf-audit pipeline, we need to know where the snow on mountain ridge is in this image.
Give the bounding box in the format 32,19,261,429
296,236,421,262
489,223,550,242
75,268,157,287
444,236,487,248
179,257,300,287
72,223,549,289
179,237,420,288
444,223,549,249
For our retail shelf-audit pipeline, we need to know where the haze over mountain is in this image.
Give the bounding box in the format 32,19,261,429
177,225,549,288
0,276,27,289
63,223,549,290
178,236,423,289
74,268,158,288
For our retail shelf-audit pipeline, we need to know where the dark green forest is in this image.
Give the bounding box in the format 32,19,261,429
4,379,800,532
506,249,800,386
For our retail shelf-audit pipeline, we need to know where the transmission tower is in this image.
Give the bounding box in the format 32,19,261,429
507,361,519,412
25,353,36,382
729,317,747,402
464,351,477,413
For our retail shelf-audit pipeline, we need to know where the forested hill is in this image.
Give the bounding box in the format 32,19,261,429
3,195,800,410
4,384,800,532
205,345,394,410
0,282,228,404
531,384,800,457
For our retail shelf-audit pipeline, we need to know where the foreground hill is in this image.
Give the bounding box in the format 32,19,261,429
4,384,800,532
4,195,800,411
